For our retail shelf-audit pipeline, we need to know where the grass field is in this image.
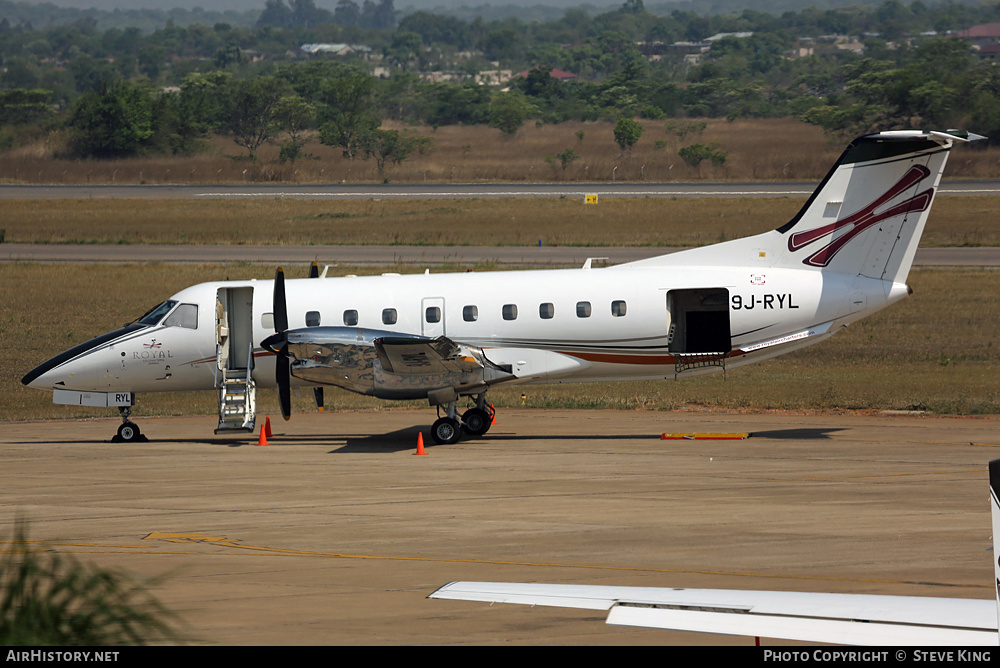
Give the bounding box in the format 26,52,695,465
4,263,999,422
3,195,1000,247
3,118,1000,185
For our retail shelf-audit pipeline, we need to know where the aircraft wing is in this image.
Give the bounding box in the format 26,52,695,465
374,336,483,375
429,582,998,646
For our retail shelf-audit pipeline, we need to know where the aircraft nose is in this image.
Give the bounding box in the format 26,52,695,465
22,349,96,391
22,362,61,390
21,324,145,391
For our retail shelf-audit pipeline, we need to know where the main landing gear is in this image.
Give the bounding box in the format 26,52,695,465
429,396,495,445
112,405,147,443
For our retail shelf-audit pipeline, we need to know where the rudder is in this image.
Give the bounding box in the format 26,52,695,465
777,130,978,283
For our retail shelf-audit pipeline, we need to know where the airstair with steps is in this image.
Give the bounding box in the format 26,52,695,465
216,363,256,434
214,286,257,434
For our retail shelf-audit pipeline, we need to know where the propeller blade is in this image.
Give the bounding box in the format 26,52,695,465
272,266,291,420
313,387,324,411
309,261,319,279
276,351,291,421
273,267,288,334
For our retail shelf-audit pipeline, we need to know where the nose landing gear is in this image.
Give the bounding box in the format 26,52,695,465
113,406,148,443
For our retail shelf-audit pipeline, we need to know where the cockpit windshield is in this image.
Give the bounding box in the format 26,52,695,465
133,300,178,326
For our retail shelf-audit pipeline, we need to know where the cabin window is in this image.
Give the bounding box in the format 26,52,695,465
262,313,274,330
576,301,592,318
305,311,321,327
343,310,358,326
382,308,397,325
502,304,518,321
425,306,441,323
463,305,478,322
539,303,554,319
612,300,627,317
163,303,198,329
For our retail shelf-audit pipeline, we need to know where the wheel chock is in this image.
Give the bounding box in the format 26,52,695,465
414,432,428,455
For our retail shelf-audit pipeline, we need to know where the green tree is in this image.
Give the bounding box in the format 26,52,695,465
257,0,293,28
316,66,380,159
424,82,491,126
219,76,287,160
66,80,153,158
334,0,360,27
678,142,727,168
664,120,706,145
273,94,315,164
613,116,643,156
545,147,579,173
385,31,423,68
213,40,249,69
487,90,531,137
359,128,430,174
147,72,230,156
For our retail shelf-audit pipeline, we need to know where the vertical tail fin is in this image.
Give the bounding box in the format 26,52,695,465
777,130,980,282
990,458,1000,645
637,130,979,278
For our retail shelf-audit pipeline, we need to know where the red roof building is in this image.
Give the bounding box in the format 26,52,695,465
956,23,1000,39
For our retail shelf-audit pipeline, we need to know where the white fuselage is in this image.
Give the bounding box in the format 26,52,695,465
24,257,904,396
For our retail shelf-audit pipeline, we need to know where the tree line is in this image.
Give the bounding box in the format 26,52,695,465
2,0,1000,163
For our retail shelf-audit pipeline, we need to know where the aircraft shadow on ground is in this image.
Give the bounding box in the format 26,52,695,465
14,426,847,448
333,427,677,453
208,428,428,452
748,427,847,440
336,426,428,453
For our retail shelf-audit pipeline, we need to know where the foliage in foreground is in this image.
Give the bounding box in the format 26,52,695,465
0,522,182,646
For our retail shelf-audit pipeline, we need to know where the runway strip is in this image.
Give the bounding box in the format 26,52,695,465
1,180,998,199
3,243,998,268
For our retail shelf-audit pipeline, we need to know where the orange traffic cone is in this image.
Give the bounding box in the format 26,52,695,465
414,432,427,455
264,416,273,438
257,423,269,446
490,404,497,426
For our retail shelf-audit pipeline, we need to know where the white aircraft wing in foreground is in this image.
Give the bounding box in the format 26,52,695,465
430,458,1000,645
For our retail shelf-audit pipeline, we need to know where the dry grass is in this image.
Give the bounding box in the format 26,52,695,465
4,264,999,422
4,118,1000,185
2,195,997,247
0,197,800,247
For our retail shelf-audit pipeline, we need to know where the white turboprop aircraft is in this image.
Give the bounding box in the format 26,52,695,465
430,458,1000,645
22,130,980,444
